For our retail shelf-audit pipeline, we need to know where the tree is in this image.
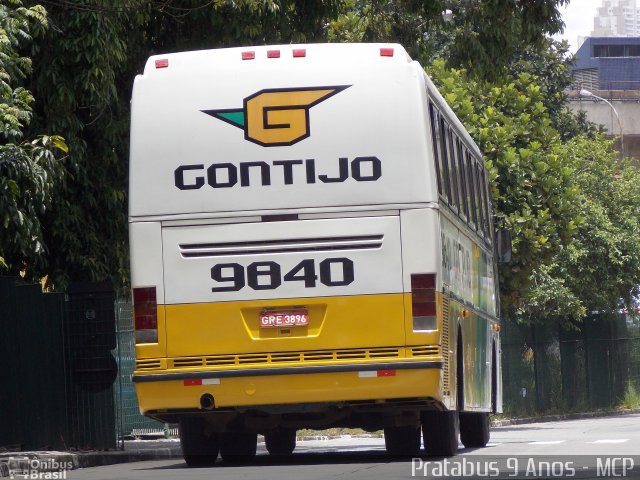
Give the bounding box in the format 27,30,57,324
427,59,581,312
328,0,569,79
25,0,346,289
506,38,597,141
523,136,640,324
0,0,66,277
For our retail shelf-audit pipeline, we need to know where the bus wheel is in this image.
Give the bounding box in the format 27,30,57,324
421,411,459,457
220,431,258,464
265,428,296,456
179,417,219,467
384,425,421,457
459,412,490,448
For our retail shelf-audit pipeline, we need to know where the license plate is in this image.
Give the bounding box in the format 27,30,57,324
259,310,309,328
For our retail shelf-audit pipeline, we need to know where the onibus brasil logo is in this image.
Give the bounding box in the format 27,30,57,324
202,86,350,147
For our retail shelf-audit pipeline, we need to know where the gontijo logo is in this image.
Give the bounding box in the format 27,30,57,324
201,86,350,147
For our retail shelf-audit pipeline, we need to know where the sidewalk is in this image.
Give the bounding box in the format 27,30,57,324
0,440,182,477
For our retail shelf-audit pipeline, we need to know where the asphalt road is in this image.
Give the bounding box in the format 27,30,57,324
68,414,640,480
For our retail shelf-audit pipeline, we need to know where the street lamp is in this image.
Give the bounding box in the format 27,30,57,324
579,88,625,160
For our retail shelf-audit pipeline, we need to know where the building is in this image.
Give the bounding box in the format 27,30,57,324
572,37,640,90
569,36,640,160
593,0,640,37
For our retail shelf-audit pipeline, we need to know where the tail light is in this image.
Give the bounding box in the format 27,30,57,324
133,286,158,344
154,59,169,69
411,274,437,331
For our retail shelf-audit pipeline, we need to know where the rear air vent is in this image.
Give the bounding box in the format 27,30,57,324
136,359,162,370
336,350,367,360
411,346,440,357
168,347,402,369
205,356,236,366
179,235,383,258
173,357,204,368
238,354,269,364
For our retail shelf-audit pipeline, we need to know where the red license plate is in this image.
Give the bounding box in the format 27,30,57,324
259,310,309,328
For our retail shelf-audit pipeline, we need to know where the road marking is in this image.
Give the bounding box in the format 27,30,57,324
592,439,629,444
486,443,502,447
528,440,566,445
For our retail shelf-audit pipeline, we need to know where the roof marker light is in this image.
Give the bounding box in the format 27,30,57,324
380,48,394,57
293,49,306,58
155,59,169,68
242,51,255,60
267,50,281,58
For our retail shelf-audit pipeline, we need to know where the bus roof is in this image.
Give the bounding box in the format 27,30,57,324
129,43,469,219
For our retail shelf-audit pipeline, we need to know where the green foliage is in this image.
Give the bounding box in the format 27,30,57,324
0,0,46,142
507,38,598,140
429,59,640,323
26,1,136,288
328,0,569,79
23,0,347,289
428,59,580,311
620,382,640,410
6,0,638,328
137,0,345,52
444,0,568,78
515,134,640,325
0,0,66,277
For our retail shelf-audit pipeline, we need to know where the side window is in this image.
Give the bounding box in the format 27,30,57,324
429,103,445,196
475,162,485,237
481,167,493,242
466,152,478,230
456,138,469,220
446,127,460,211
439,117,452,204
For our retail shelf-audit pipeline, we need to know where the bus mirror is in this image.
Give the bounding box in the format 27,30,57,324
496,229,512,263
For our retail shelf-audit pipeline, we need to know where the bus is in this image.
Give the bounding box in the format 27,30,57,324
129,43,509,465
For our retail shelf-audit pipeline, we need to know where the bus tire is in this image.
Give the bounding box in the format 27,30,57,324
220,431,258,464
179,417,219,467
421,411,459,457
265,428,296,456
459,412,490,448
383,425,421,456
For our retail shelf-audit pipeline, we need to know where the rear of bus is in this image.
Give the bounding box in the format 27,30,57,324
129,43,457,459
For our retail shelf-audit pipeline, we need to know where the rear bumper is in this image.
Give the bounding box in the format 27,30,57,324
133,360,443,413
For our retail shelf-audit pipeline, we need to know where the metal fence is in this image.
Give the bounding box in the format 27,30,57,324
3,273,638,450
501,312,640,417
0,277,117,450
113,298,168,438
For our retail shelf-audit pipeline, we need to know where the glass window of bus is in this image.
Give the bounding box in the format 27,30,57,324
428,102,445,197
474,161,485,237
481,168,494,243
446,126,460,212
456,138,469,220
465,151,478,230
477,163,491,240
439,117,452,204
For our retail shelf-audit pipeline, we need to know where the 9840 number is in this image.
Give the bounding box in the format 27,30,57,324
211,257,354,292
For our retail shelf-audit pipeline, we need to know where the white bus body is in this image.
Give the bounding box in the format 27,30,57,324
129,43,501,461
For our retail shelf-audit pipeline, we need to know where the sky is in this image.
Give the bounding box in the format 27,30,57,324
553,0,603,52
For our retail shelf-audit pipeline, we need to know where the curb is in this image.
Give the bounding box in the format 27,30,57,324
491,407,640,427
0,448,182,477
75,447,181,469
0,452,78,478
